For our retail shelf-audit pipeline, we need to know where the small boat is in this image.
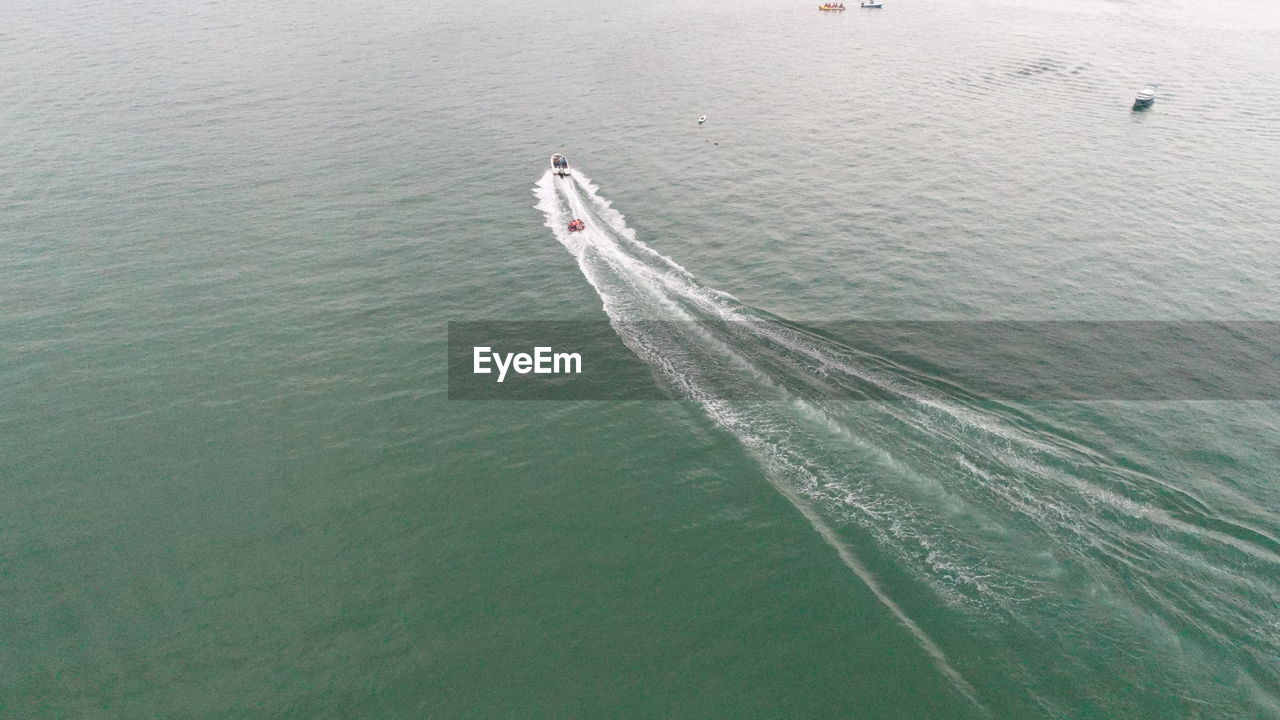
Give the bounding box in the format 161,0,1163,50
698,115,707,125
1133,83,1158,110
567,219,585,232
819,3,846,10
861,2,883,7
550,153,570,177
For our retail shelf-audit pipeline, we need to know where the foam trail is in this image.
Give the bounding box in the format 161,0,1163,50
533,170,1280,716
779,481,987,711
535,170,990,713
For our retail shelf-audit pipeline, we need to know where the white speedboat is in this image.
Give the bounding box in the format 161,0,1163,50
550,153,570,177
1133,84,1158,110
861,2,883,7
698,115,707,125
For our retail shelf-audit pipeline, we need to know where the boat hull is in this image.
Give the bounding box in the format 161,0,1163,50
1132,84,1158,111
550,153,570,177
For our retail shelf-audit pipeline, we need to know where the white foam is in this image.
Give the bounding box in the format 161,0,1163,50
532,169,1280,714
534,170,992,713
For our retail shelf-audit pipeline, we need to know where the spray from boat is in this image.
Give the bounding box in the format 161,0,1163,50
537,165,991,711
532,164,1280,717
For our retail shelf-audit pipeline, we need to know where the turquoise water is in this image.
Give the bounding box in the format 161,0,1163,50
3,0,1279,716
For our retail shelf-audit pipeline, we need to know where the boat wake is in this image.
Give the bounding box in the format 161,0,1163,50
533,170,1280,718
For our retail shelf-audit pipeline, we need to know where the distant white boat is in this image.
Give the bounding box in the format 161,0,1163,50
698,115,707,125
861,2,883,7
1133,83,1158,110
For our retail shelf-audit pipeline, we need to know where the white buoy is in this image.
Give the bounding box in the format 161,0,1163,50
698,115,707,125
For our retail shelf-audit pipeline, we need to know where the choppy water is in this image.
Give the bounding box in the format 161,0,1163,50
3,0,1279,717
